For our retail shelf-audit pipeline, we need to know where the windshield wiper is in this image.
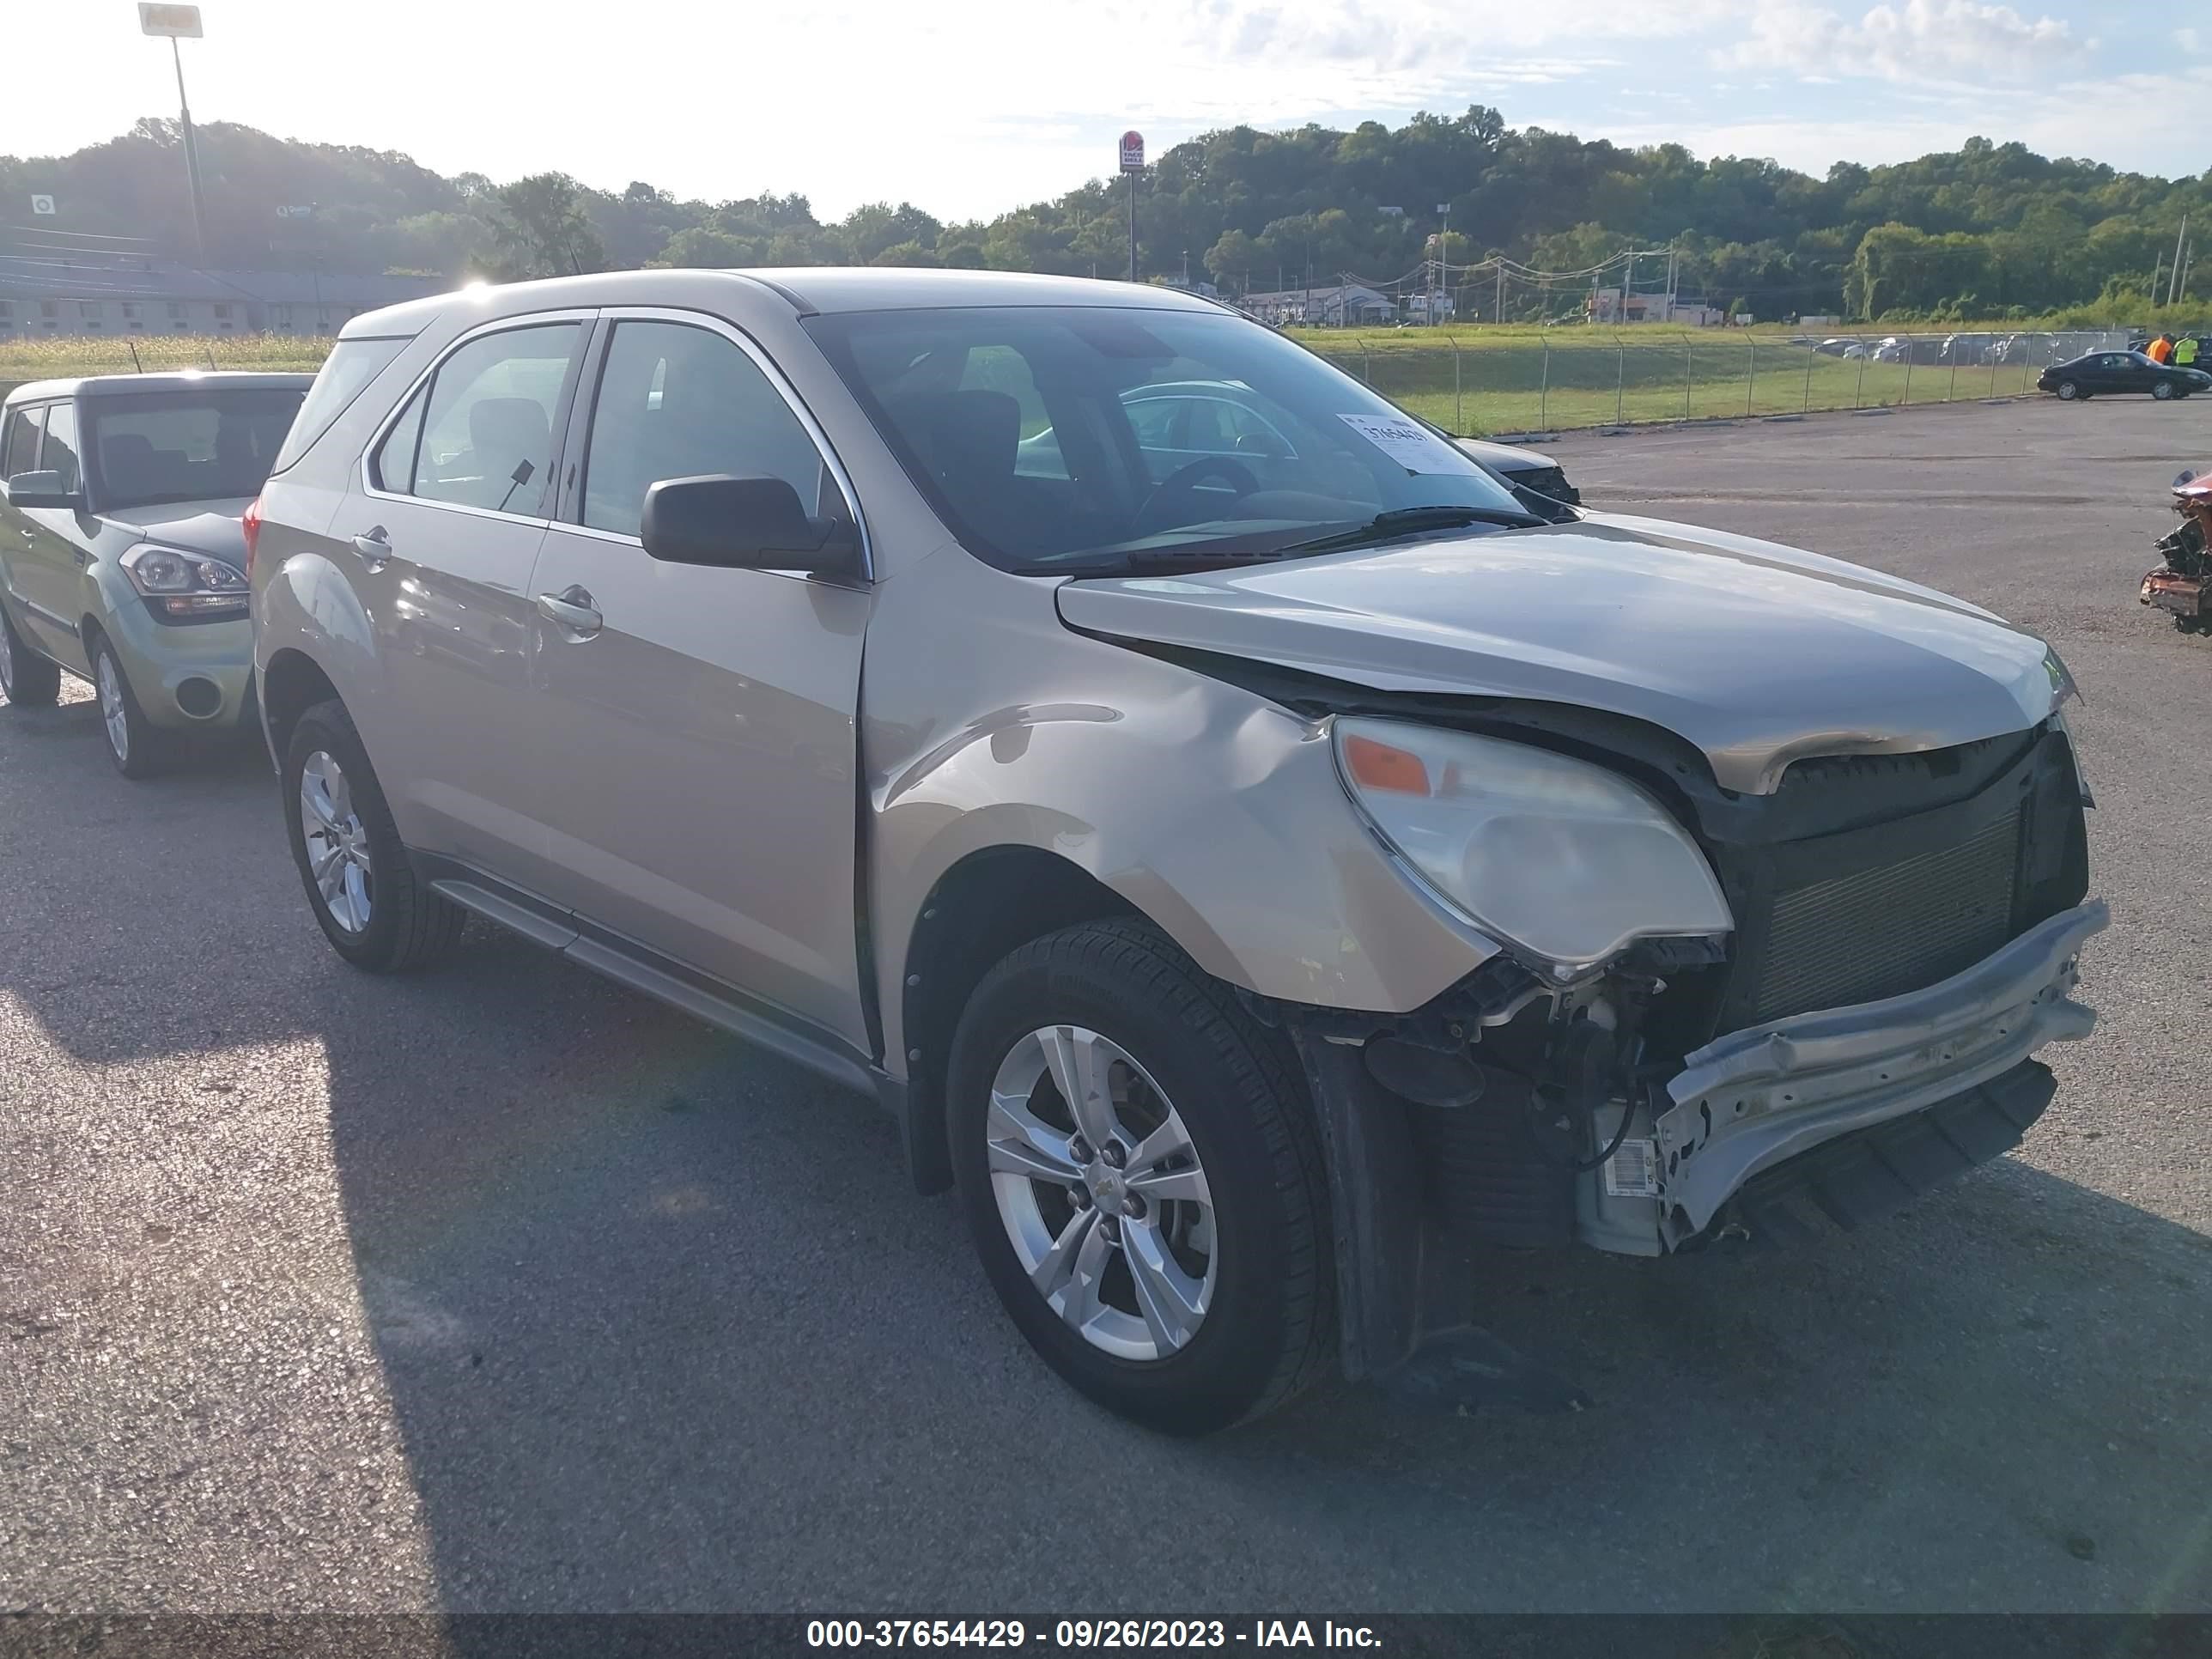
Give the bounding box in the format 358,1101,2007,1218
1272,504,1546,555
1121,545,1307,573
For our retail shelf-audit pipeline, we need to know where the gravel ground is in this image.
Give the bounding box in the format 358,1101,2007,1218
2,396,2208,1618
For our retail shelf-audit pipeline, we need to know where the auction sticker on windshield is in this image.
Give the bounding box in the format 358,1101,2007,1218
1336,413,1481,474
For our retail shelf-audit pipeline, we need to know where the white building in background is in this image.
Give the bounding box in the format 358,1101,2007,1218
0,254,439,339
1239,282,1395,326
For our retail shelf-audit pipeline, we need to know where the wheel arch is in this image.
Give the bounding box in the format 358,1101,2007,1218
896,845,1140,1194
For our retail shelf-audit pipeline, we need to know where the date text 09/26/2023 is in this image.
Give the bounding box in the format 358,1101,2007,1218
805,1620,1383,1649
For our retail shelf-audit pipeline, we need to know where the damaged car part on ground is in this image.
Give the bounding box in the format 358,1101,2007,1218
2141,466,2212,631
249,270,2105,1434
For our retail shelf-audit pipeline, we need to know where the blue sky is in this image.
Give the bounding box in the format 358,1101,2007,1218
5,0,2208,222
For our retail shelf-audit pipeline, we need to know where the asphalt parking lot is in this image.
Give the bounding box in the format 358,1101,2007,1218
3,396,2209,1619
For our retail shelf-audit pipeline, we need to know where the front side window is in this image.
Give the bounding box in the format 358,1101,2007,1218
808,304,1525,574
87,389,306,509
40,404,82,493
580,319,830,538
389,322,580,514
3,405,46,478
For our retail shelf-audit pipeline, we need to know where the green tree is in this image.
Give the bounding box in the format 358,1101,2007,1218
486,173,605,278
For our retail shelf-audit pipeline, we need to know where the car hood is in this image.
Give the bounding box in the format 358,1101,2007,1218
99,498,253,562
1054,513,2062,794
1454,436,1555,472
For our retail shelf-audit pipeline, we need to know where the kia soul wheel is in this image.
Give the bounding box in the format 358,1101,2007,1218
0,604,60,708
947,919,1331,1433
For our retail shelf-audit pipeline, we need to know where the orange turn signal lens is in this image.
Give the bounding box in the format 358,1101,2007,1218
1344,734,1431,796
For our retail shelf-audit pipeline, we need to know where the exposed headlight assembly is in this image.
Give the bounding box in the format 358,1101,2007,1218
121,543,250,620
1332,717,1732,974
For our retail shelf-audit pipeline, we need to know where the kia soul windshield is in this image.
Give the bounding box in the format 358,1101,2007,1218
807,306,1532,572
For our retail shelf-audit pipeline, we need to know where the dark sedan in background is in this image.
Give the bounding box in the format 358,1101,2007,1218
2039,350,2211,402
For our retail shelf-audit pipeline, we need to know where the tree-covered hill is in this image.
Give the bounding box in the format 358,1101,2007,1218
5,110,2205,320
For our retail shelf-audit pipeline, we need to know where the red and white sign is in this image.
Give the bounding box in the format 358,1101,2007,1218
1118,131,1145,173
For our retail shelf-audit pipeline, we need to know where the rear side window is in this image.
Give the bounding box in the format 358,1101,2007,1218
40,404,82,493
2,405,44,478
386,323,580,514
272,335,407,473
579,320,829,538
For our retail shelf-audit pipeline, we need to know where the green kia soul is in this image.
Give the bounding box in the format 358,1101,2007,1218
0,373,308,776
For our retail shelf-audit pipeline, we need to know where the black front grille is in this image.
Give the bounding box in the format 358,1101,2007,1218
1692,726,2087,1041
1745,809,2020,1023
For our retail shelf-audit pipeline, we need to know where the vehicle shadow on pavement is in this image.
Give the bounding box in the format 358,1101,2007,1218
3,694,2207,1616
307,946,2212,1615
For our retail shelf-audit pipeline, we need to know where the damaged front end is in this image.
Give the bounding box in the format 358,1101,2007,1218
1247,706,2104,1387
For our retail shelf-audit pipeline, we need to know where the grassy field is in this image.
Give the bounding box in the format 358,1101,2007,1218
1295,330,2053,433
0,333,331,385
1,328,2058,437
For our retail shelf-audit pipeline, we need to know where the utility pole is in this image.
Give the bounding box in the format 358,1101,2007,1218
1495,261,1504,325
1622,249,1634,325
2180,240,2195,306
1435,203,1450,325
2169,214,2190,307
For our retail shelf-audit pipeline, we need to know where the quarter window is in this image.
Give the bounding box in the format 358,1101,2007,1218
386,322,581,514
580,319,831,539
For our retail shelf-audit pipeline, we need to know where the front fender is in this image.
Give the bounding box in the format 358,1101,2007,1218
866,560,1502,1073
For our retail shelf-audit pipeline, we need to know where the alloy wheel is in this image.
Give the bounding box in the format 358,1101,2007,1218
299,750,374,933
95,650,129,763
985,1024,1216,1362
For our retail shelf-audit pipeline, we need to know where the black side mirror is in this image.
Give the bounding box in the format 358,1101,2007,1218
3,470,85,512
640,474,860,577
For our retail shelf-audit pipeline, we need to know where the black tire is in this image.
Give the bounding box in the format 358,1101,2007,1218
947,918,1331,1434
2055,380,2081,400
282,697,465,972
88,631,172,780
0,599,61,708
2152,380,2175,401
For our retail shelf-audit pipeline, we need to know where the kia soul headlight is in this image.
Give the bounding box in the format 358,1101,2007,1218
1332,717,1732,972
121,544,249,618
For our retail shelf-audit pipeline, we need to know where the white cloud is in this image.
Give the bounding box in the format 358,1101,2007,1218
1717,0,2084,83
2179,27,2203,54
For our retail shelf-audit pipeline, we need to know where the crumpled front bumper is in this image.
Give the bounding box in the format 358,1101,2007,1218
1632,900,2106,1251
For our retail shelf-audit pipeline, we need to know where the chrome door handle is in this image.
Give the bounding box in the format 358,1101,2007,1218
535,586,602,637
350,526,391,572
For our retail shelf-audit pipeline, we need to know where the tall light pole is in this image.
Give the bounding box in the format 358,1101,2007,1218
139,4,209,267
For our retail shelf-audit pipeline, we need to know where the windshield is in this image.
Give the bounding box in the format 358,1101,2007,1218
87,389,307,510
806,305,1528,574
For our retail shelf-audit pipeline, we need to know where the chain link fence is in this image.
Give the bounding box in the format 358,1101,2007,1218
1302,329,2138,435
